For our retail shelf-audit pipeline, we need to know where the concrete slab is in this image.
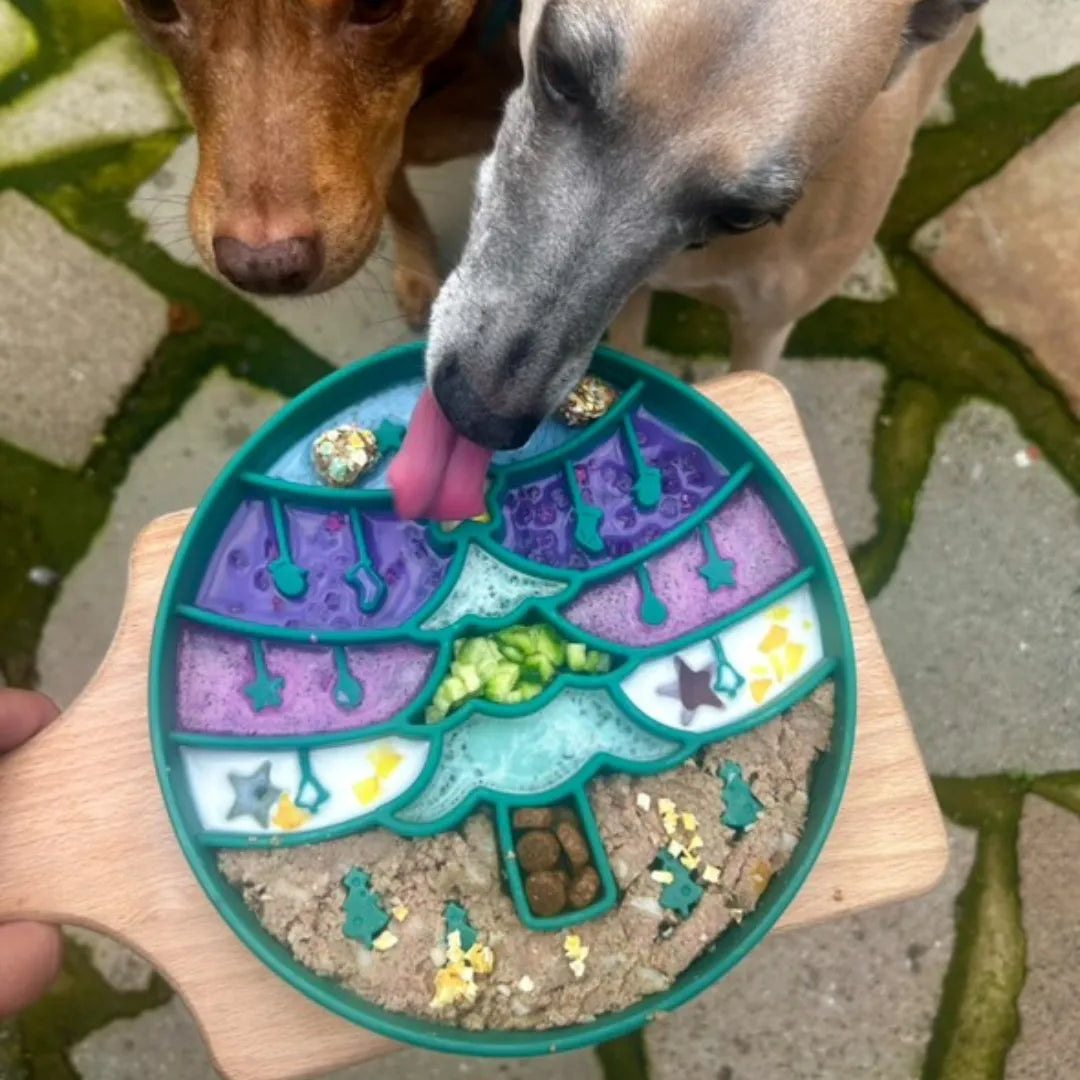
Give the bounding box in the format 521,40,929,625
0,190,169,467
872,402,1080,776
331,1046,603,1080
981,0,1080,87
1006,795,1080,1080
0,0,38,82
130,136,480,366
0,32,180,172
64,929,154,994
646,824,975,1080
914,105,1080,416
836,244,898,304
38,369,283,708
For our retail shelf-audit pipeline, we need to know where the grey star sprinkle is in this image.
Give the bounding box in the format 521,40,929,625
226,761,282,828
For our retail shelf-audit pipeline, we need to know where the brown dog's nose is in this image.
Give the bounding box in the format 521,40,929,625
212,234,324,295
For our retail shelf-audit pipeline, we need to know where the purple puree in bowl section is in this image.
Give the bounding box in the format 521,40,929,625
175,627,437,736
500,410,727,569
196,503,450,630
562,485,801,647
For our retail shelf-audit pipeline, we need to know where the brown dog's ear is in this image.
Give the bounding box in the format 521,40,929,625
887,0,985,85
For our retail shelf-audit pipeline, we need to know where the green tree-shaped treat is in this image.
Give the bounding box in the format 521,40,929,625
342,869,389,947
655,850,704,919
719,761,763,831
444,902,478,950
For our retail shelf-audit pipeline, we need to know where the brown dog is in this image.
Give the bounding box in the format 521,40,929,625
419,0,985,454
121,0,520,326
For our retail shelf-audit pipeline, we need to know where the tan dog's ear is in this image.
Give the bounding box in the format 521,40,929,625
887,0,985,85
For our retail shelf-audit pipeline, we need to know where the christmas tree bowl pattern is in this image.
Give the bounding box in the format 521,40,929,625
149,343,856,1054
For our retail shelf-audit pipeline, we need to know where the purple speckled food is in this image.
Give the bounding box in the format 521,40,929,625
196,502,450,630
500,410,726,569
175,627,437,735
561,485,800,646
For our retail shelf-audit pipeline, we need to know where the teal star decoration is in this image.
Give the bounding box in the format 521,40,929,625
226,761,282,828
654,850,704,919
295,749,331,814
374,419,406,453
719,761,763,831
698,524,735,590
244,640,285,711
445,902,478,950
342,869,390,948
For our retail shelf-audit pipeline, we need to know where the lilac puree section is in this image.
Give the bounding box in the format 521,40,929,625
196,501,449,630
175,627,437,735
562,485,801,646
500,410,726,569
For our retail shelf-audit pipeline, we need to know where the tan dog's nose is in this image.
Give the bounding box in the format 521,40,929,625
212,234,324,295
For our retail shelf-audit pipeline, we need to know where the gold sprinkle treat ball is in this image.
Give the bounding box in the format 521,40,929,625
558,375,619,427
312,425,380,487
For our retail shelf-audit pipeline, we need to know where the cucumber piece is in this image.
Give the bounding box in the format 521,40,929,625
501,645,525,664
584,650,612,674
498,628,536,655
484,663,521,702
521,654,556,684
425,704,445,724
442,675,469,703
518,682,543,702
455,663,483,695
566,643,589,671
534,625,566,666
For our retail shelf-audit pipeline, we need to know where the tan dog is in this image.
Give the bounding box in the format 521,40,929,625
422,0,984,452
121,0,520,325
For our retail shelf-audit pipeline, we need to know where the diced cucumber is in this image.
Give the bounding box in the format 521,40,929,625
485,663,521,702
534,625,566,666
500,645,525,664
521,654,556,684
566,643,589,671
585,650,612,674
518,682,543,702
455,663,483,695
442,675,469,703
498,628,536,655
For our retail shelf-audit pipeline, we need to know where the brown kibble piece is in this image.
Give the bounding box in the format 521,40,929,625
525,871,567,917
552,806,579,827
567,867,601,910
513,807,555,830
516,830,561,873
556,821,591,869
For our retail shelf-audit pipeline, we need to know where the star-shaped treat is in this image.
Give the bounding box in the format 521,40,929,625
226,761,282,828
374,419,407,454
658,657,727,727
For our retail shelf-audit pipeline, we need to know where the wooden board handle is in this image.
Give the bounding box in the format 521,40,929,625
0,374,946,1080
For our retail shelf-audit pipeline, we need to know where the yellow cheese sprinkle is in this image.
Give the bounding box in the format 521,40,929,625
392,906,409,923
657,797,676,816
667,840,686,857
563,935,590,962
651,870,675,885
353,776,381,805
372,930,398,952
569,959,586,979
368,745,403,780
688,835,704,852
702,864,721,884
636,792,652,812
518,975,535,993
681,812,699,832
466,944,495,975
680,853,701,871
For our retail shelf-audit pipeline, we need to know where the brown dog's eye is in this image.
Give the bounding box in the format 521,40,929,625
349,0,402,26
137,0,181,24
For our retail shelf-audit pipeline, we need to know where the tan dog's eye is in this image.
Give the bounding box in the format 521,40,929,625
349,0,402,25
136,0,181,24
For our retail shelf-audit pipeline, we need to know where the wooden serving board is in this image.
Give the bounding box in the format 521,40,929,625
0,372,946,1080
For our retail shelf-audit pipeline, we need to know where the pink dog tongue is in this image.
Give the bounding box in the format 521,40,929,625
389,388,493,521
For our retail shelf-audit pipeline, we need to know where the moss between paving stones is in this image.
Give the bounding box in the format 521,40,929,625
3,938,173,1080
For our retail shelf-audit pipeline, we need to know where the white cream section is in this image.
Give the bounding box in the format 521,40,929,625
180,738,429,835
620,584,824,734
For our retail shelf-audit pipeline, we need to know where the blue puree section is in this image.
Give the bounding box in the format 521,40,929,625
269,377,577,489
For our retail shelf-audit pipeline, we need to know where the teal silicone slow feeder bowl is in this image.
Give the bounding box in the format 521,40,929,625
150,343,856,1055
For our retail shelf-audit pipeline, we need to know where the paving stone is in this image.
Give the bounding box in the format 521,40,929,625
921,83,955,128
38,369,283,708
70,998,220,1080
65,928,154,994
836,244,897,303
914,106,1080,416
872,402,1080,776
332,1046,602,1080
1006,795,1080,1080
0,0,37,82
646,824,975,1080
0,32,180,172
981,0,1080,86
0,190,169,467
131,135,480,366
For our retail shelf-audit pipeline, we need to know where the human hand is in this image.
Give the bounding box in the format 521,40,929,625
0,688,63,1017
